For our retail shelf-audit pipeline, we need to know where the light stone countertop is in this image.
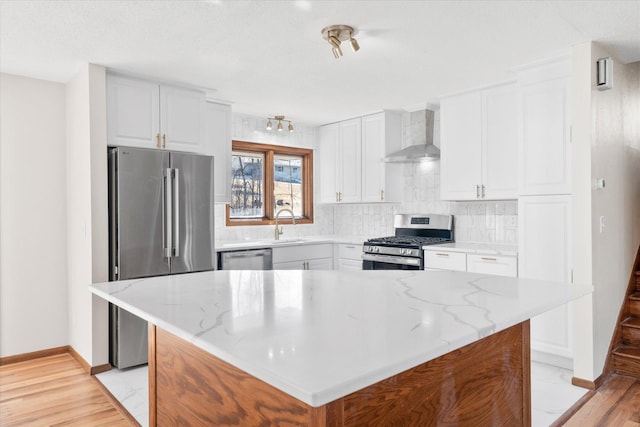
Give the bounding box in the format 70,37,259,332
90,270,590,407
422,242,518,256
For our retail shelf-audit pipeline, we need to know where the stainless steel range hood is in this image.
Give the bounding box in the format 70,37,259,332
385,109,439,162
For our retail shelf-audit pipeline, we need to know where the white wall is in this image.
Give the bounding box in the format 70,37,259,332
590,50,640,375
66,64,109,366
572,42,640,381
0,73,69,357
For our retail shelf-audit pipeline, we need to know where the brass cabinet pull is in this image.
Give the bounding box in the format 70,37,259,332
481,257,497,261
162,134,166,149
435,253,450,257
156,133,161,148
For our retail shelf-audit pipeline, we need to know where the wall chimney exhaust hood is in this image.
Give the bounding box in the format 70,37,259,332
385,109,439,162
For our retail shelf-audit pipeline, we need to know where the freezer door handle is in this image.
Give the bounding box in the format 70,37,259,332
163,168,173,258
172,168,180,257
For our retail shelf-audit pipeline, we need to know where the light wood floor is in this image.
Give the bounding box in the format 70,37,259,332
2,354,640,426
561,374,640,427
0,353,136,426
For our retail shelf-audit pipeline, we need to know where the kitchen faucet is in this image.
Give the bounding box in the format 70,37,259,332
274,208,296,240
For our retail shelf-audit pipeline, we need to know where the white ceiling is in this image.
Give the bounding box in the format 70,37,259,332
1,0,639,125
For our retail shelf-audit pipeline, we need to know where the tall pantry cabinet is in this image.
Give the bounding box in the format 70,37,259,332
516,56,573,368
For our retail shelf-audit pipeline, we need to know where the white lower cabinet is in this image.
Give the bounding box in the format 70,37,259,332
272,244,333,270
519,195,573,368
336,243,363,271
424,250,467,272
466,254,517,277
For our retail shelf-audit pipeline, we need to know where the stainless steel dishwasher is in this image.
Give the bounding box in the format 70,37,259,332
218,248,273,270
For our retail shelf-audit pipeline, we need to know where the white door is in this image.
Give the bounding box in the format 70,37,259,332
361,113,385,202
338,118,362,203
440,91,482,200
107,75,160,149
482,84,518,200
319,123,339,203
519,195,573,367
518,78,571,196
160,85,206,153
205,102,232,203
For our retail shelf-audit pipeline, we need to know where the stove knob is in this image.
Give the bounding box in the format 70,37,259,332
401,249,407,255
376,247,381,253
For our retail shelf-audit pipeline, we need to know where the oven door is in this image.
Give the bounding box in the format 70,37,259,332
362,253,422,270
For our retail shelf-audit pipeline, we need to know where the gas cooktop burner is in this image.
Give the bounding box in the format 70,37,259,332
367,236,452,247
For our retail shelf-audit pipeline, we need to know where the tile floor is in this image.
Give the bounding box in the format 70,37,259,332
97,361,587,427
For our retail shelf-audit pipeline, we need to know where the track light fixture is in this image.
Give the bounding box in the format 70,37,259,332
321,25,360,59
266,115,294,133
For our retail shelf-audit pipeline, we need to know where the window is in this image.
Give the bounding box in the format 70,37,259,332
228,141,313,226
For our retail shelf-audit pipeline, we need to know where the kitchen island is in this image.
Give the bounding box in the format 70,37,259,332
90,269,591,426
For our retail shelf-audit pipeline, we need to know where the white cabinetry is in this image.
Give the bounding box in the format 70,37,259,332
336,243,363,271
319,112,402,204
424,247,517,277
467,254,518,277
107,74,206,153
518,65,571,195
519,195,573,368
423,250,467,272
319,120,360,203
205,101,232,203
440,83,517,201
272,244,333,270
361,112,403,203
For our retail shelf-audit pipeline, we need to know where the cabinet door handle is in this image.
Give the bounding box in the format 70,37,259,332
476,185,480,198
162,134,167,149
435,253,450,257
380,190,384,201
156,133,161,148
481,185,485,198
338,192,342,202
336,192,339,202
345,245,355,249
481,257,497,261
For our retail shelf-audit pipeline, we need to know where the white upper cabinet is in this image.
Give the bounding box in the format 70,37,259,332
319,123,339,204
361,112,403,203
204,101,232,203
517,60,571,195
107,74,206,153
440,82,517,201
319,112,402,204
338,118,362,203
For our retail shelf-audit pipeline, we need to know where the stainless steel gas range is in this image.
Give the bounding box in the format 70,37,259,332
362,214,454,270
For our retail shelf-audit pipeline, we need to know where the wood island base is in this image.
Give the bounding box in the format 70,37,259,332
148,321,531,426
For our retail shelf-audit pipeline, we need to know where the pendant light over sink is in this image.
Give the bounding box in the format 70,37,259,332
321,25,360,59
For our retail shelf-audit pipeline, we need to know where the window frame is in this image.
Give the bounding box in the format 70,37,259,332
226,140,314,226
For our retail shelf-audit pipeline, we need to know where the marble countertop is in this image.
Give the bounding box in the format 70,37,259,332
423,242,518,256
216,235,367,251
90,270,589,407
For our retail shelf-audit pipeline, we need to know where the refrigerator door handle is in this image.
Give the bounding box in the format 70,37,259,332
163,168,173,258
172,168,180,257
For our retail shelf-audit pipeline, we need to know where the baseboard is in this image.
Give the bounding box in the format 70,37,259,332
1,345,112,376
572,374,605,390
0,345,68,366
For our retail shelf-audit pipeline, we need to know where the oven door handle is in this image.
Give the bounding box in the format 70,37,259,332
362,253,422,267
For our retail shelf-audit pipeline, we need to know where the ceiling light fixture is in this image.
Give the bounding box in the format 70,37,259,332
266,115,294,133
321,25,360,59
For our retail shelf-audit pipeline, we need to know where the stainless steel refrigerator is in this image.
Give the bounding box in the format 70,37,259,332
108,146,215,368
